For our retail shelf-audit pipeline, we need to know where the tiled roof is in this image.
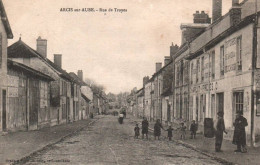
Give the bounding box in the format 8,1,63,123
8,39,40,58
69,72,87,86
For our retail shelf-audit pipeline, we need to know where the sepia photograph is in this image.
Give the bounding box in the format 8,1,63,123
0,0,260,164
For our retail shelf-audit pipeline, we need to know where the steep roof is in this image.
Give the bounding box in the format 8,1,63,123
0,0,13,39
69,72,87,86
8,39,74,82
8,39,40,58
8,59,54,81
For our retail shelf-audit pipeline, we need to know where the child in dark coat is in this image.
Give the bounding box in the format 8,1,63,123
134,124,140,139
166,126,174,141
190,120,197,139
178,122,186,140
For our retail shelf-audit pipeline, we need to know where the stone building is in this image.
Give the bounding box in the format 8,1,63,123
144,77,153,121
0,0,13,132
171,0,260,146
136,87,144,118
8,38,74,126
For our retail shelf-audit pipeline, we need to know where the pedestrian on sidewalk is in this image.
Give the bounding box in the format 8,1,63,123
232,111,248,153
154,119,164,140
190,120,197,139
178,122,186,140
215,111,227,152
165,126,174,141
142,117,149,139
134,124,140,139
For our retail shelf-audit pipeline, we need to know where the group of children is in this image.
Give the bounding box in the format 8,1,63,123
134,120,198,140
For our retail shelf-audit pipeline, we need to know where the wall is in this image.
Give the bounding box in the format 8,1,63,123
189,23,254,141
6,71,27,131
0,19,8,131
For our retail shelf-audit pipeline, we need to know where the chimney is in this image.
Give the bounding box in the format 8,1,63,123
77,70,83,81
212,0,222,22
170,43,179,59
232,0,239,6
193,11,211,24
36,36,47,58
156,62,162,73
54,54,62,68
164,56,171,66
229,5,241,26
143,76,150,86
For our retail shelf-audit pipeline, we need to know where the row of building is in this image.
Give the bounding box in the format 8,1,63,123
0,0,108,133
129,0,260,147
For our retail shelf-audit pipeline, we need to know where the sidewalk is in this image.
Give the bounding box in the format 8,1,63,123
0,116,100,164
130,114,260,165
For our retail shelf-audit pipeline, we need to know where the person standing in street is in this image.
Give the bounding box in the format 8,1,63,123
154,119,164,140
215,111,227,152
233,111,248,153
178,122,186,140
166,126,174,141
142,117,149,139
134,124,140,139
190,120,197,139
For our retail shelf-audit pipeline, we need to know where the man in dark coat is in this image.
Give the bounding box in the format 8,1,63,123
142,117,149,139
233,111,248,153
154,119,164,140
215,111,227,152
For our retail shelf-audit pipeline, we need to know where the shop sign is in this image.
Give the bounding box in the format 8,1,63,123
224,37,237,73
191,82,218,93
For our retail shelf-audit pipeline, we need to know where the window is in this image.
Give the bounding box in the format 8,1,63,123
180,61,184,86
220,45,225,76
211,50,215,79
0,33,2,68
201,56,204,82
233,91,244,115
237,36,242,71
176,65,179,86
196,59,200,83
189,96,193,121
184,61,189,84
184,96,189,120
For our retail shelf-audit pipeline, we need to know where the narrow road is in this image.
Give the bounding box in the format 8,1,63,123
23,115,222,165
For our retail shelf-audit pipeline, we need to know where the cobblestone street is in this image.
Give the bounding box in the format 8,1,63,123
22,115,222,165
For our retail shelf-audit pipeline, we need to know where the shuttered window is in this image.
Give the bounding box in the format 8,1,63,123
220,45,225,76
237,36,242,71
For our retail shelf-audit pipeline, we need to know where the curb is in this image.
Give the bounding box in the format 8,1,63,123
132,119,234,165
11,117,100,165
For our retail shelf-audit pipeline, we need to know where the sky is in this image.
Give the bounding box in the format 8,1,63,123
3,0,233,94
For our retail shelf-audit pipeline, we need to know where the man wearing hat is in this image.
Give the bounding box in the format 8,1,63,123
233,111,248,153
215,111,227,152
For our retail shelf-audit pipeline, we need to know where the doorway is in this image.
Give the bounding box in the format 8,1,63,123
216,93,224,115
2,90,7,131
167,100,171,122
